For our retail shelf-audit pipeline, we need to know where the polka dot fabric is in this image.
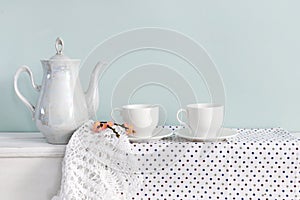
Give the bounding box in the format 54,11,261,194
130,127,300,200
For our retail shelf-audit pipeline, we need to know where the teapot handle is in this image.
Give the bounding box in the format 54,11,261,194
14,65,41,119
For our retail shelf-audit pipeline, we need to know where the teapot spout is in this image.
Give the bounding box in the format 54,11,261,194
85,61,107,119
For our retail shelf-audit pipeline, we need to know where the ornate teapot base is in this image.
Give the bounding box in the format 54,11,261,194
44,132,73,145
36,118,88,144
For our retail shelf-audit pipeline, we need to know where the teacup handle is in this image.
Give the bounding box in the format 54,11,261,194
110,107,122,122
176,108,188,127
14,65,41,120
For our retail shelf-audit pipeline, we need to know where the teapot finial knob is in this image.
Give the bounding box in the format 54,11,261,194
55,37,64,55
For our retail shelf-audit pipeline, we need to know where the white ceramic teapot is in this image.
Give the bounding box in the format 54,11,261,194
14,38,105,144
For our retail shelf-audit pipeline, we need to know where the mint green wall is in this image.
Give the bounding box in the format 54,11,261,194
1,0,300,131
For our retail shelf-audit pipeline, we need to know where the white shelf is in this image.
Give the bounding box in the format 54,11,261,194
0,132,65,158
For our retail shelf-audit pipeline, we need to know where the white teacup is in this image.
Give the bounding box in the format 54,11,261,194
111,104,159,138
176,103,224,138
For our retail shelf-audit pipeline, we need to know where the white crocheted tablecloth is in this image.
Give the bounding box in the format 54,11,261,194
54,121,300,200
53,121,143,200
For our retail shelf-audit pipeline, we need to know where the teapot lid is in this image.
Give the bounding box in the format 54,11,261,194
49,37,72,60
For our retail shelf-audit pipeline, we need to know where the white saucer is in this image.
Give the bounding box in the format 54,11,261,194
128,128,173,142
175,128,238,142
